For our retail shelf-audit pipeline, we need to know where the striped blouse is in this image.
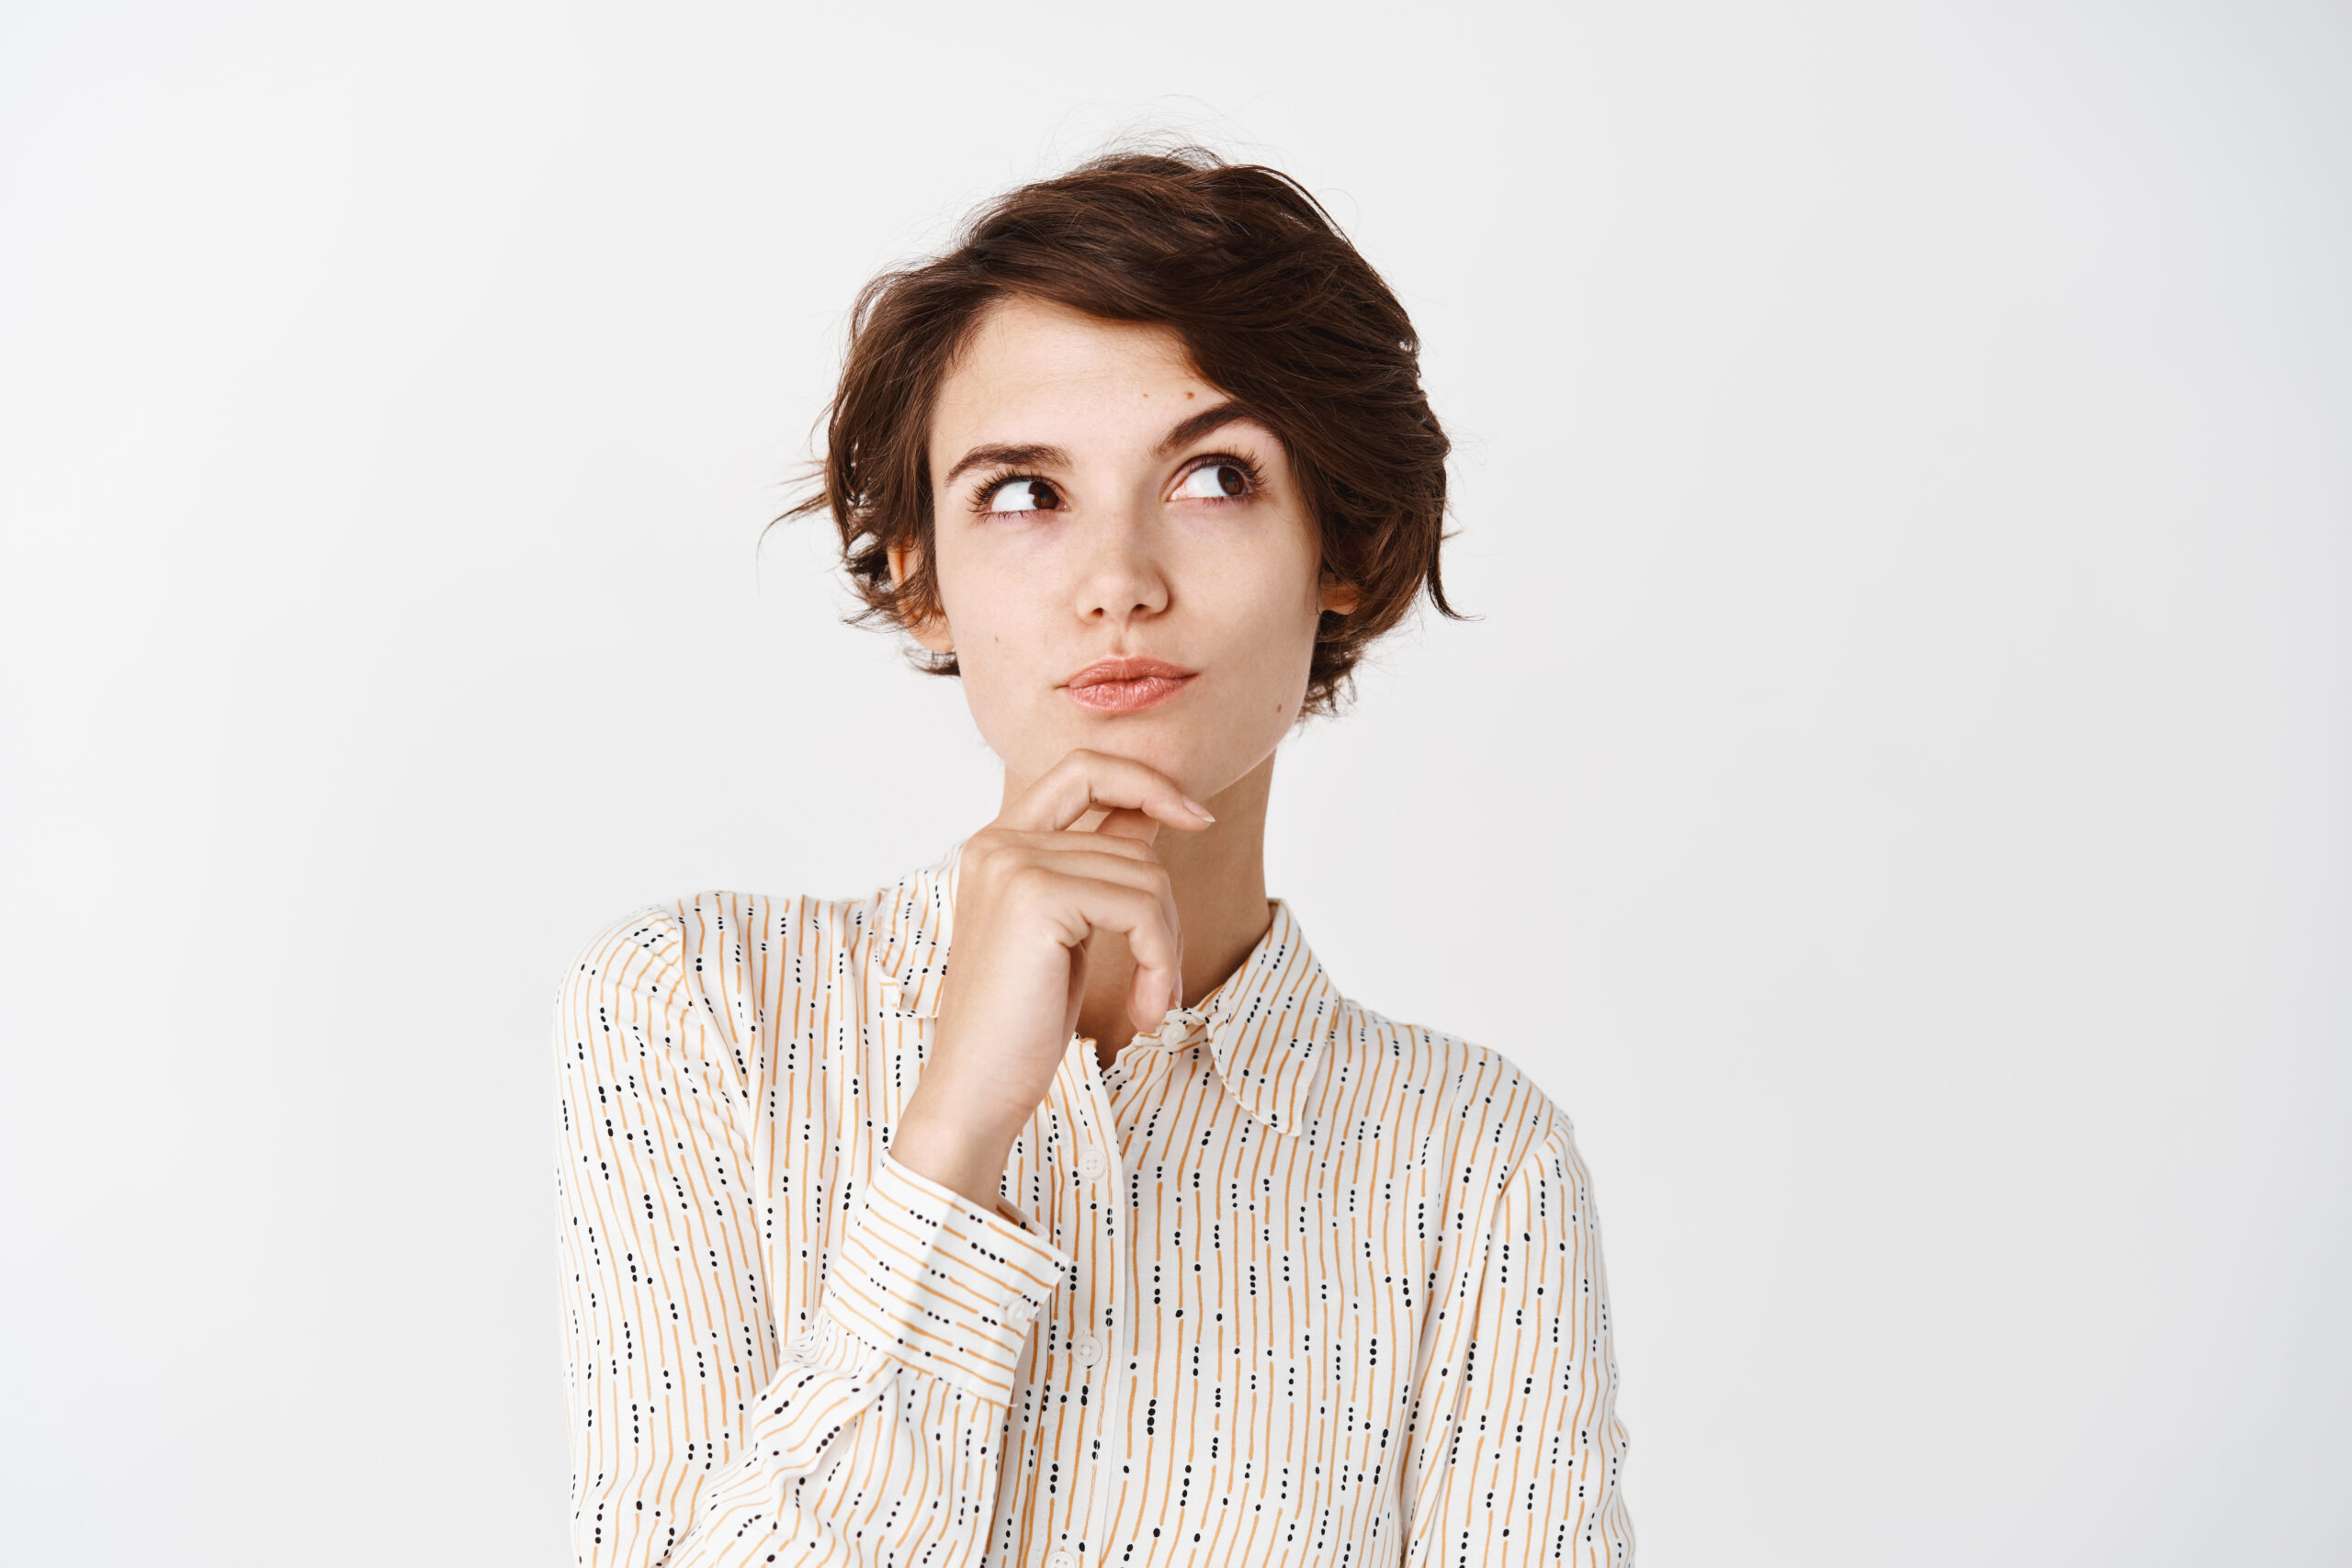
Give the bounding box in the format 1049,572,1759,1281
552,839,1633,1566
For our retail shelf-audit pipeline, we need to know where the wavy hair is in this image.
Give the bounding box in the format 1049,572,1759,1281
779,147,1461,716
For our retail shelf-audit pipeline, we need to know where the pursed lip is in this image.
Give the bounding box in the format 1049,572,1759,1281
1061,656,1198,715
1064,656,1199,689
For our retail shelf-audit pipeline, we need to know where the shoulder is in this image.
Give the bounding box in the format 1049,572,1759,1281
552,887,903,1111
552,899,687,1011
557,886,891,995
552,881,916,1041
1326,996,1577,1187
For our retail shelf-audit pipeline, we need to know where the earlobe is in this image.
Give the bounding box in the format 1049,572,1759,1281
906,605,955,656
1319,571,1363,617
905,605,956,656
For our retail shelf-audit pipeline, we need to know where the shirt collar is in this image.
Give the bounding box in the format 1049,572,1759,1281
874,838,1339,1138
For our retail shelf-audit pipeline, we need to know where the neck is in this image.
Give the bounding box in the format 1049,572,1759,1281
999,751,1277,1057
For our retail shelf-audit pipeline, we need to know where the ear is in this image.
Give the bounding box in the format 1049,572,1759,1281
1318,570,1362,617
887,538,956,654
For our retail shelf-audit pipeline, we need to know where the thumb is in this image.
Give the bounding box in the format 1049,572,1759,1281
1093,805,1160,846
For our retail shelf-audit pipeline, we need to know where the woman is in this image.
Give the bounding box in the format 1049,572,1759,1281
553,149,1633,1566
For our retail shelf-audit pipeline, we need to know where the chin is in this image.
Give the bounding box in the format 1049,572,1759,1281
1064,723,1200,781
982,716,1246,804
1104,725,1273,803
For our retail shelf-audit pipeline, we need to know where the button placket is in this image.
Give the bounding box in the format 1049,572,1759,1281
1049,1035,1120,1564
1074,1042,1129,1568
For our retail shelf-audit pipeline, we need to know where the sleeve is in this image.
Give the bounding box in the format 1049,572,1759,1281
554,909,1072,1567
1399,1111,1634,1567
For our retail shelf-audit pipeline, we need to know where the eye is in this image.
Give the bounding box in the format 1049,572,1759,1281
1172,461,1252,502
982,476,1062,514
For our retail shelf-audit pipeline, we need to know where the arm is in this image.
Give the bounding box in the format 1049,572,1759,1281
1400,1111,1634,1566
552,909,1070,1567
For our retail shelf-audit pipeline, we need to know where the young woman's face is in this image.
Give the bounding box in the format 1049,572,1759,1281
898,295,1357,803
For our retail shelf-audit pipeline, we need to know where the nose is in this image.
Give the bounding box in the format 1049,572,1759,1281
1074,507,1170,630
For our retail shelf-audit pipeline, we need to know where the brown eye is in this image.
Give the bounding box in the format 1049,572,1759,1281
1174,462,1250,501
984,476,1060,513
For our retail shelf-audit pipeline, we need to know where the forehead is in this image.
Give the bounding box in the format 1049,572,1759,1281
928,296,1221,463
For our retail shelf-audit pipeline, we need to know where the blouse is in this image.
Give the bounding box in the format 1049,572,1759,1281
552,839,1633,1566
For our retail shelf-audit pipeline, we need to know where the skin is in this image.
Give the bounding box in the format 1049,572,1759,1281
883,294,1361,1211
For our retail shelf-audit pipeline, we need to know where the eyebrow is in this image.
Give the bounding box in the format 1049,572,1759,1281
937,401,1266,490
1152,400,1262,457
939,442,1070,489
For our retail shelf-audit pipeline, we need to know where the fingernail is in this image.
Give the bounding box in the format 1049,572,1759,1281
1182,797,1216,822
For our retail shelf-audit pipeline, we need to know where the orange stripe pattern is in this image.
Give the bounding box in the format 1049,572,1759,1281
553,840,1633,1564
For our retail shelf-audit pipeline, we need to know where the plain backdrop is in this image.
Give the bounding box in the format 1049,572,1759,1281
3,2,2346,1563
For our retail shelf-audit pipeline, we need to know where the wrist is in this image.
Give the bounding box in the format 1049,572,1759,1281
889,1091,1022,1211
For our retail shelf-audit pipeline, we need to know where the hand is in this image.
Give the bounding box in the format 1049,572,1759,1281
887,750,1216,1209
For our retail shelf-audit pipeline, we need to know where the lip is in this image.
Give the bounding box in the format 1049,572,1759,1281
1062,656,1199,715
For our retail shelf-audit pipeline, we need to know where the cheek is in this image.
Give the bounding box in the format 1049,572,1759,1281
1189,556,1323,712
1227,521,1325,642
931,534,1046,701
930,526,1004,637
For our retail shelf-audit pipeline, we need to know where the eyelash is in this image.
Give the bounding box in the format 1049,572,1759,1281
966,452,1266,516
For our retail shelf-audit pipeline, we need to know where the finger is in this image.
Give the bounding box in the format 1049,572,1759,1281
1001,749,1216,836
1007,848,1173,900
1034,877,1182,1032
1057,819,1182,1010
1128,962,1186,1036
1102,874,1184,1032
1014,852,1183,1005
1157,926,1194,1024
1092,805,1159,846
979,828,1159,863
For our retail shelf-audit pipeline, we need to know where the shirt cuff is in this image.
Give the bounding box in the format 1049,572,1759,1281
822,1150,1073,1402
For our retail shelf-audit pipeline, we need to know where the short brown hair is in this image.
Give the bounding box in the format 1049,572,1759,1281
782,147,1460,716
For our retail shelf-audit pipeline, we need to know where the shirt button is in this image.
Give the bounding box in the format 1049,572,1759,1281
1047,1552,1077,1568
1077,1148,1107,1181
1071,1333,1102,1366
998,1296,1025,1318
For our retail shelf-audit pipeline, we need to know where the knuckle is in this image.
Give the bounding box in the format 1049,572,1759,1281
971,846,1016,884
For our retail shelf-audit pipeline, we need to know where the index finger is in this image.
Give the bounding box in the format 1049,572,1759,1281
1000,749,1216,836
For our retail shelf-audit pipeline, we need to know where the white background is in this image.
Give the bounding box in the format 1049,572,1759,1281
3,2,2346,1562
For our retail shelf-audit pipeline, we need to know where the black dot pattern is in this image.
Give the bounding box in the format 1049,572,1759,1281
553,840,1633,1564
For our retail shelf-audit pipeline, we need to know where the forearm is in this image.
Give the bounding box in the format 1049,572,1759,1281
888,1074,1027,1213
557,914,1067,1565
658,1150,1066,1563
